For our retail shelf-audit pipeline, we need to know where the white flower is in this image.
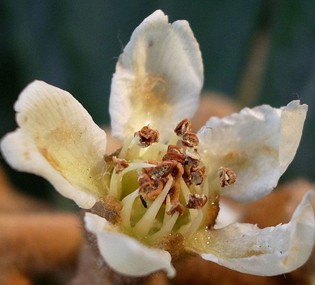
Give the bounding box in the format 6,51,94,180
1,10,314,279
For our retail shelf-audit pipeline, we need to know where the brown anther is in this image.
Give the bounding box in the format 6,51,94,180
138,172,151,185
134,126,159,147
167,145,185,154
191,166,206,185
139,161,183,206
218,167,237,187
166,201,185,216
146,180,164,200
164,163,185,216
162,152,186,164
112,156,129,174
181,132,199,147
146,159,159,165
138,176,164,201
183,149,201,184
186,193,208,209
103,148,122,173
174,118,192,136
183,165,192,185
145,161,176,180
162,145,186,164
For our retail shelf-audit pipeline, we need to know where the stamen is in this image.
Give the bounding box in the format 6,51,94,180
109,162,154,199
201,173,210,195
164,195,172,223
182,149,201,185
108,170,119,198
181,132,199,147
186,193,208,209
104,147,121,167
166,202,184,216
112,156,129,174
144,160,177,180
179,178,194,204
174,118,192,136
184,209,204,235
133,177,173,236
118,136,134,159
166,163,185,216
185,148,200,165
162,145,186,164
139,174,164,201
150,212,179,242
134,126,159,147
178,178,199,234
218,167,237,187
191,166,206,185
167,133,181,146
120,162,155,176
121,189,140,228
140,141,167,161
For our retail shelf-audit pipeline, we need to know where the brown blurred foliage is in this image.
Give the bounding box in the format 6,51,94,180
0,167,82,285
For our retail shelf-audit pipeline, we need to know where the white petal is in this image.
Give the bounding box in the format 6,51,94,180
214,199,242,229
84,213,176,278
187,191,315,276
110,10,203,140
1,81,107,208
279,100,308,174
198,100,307,202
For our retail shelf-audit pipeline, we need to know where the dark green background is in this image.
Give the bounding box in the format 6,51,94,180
1,1,315,205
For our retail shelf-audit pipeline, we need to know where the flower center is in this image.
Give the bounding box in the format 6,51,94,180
96,119,236,247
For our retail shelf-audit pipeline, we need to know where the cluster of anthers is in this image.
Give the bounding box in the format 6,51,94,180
137,119,207,215
101,118,236,246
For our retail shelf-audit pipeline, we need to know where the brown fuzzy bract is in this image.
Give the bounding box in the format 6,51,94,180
89,196,122,224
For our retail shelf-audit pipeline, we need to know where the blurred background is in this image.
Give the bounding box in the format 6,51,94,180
1,0,315,207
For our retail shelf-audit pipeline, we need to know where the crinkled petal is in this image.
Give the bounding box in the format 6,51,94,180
187,191,315,276
198,100,307,202
110,10,203,141
0,81,107,208
84,212,176,278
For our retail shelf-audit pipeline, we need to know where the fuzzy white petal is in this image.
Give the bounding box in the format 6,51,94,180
198,100,307,202
279,100,308,174
0,81,107,208
187,191,315,276
214,199,241,229
110,10,203,140
84,213,176,278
